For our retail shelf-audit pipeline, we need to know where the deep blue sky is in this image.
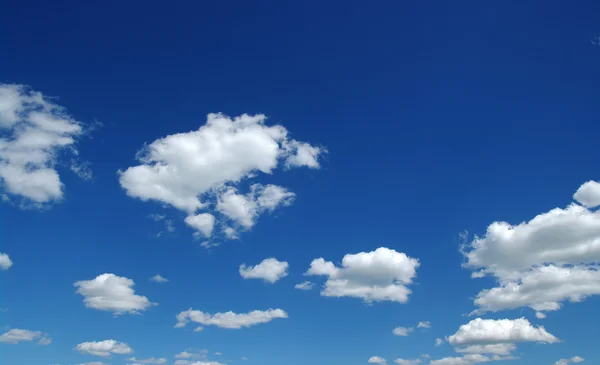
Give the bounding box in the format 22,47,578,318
1,1,600,365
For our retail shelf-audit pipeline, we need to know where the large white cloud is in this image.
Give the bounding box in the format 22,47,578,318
0,329,47,344
305,247,420,303
119,113,324,241
461,183,600,316
448,318,558,346
74,274,154,315
0,252,12,270
175,308,288,329
0,84,90,205
239,257,289,283
75,340,133,357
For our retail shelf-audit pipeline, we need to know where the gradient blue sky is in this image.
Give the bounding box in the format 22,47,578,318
1,1,600,365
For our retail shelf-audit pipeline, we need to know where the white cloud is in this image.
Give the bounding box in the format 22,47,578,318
148,213,175,236
185,213,215,238
368,356,387,364
555,356,584,365
448,318,558,346
536,312,547,319
0,252,13,270
455,344,516,356
295,281,315,290
429,354,501,365
119,113,324,241
305,247,420,303
128,357,167,364
394,359,421,365
435,338,444,346
149,274,169,283
175,308,288,329
175,351,206,359
74,273,154,315
392,326,414,336
573,180,600,208
461,185,600,316
0,329,43,344
0,84,90,205
38,336,52,345
75,340,133,357
417,321,432,329
239,257,289,283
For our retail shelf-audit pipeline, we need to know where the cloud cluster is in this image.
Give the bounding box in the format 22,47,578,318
75,339,133,357
0,329,50,344
305,247,420,303
0,84,90,205
119,113,324,242
430,318,558,364
239,257,289,283
175,308,288,329
461,181,600,316
74,273,154,315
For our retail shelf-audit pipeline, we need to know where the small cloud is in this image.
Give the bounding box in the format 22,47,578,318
393,327,414,336
435,338,444,346
295,281,315,290
149,275,169,283
417,321,432,329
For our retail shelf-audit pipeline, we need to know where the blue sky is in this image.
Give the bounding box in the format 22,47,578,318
1,1,600,365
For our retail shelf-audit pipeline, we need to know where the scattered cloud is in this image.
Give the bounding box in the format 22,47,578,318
448,318,558,346
75,340,133,357
435,338,444,346
392,327,414,336
0,252,13,270
368,356,387,364
394,358,422,365
0,84,91,206
555,356,585,365
119,113,325,242
305,247,420,303
461,183,600,316
417,321,432,329
38,336,52,345
294,281,314,290
148,214,175,236
175,308,288,329
149,274,169,283
0,329,44,344
74,273,155,315
185,213,215,238
239,257,289,283
128,357,167,364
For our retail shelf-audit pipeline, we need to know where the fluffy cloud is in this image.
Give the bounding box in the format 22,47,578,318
75,340,133,357
0,252,12,270
555,356,584,365
0,329,44,344
305,247,420,303
127,357,167,364
573,181,600,208
435,338,444,346
455,344,516,356
74,274,154,315
0,84,90,205
175,308,288,329
429,354,501,365
119,113,324,241
417,321,432,329
239,258,289,283
448,318,558,346
392,327,414,336
185,213,215,238
149,274,169,283
461,183,600,316
295,281,314,290
368,356,387,364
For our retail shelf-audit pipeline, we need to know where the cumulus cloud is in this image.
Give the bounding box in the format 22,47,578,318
429,354,502,365
0,252,12,270
74,274,154,315
455,344,516,356
0,329,44,344
555,356,584,365
295,281,314,290
368,356,387,364
239,258,289,283
175,308,288,329
394,358,422,365
574,181,600,208
119,113,324,242
448,318,558,346
305,247,420,303
75,340,132,357
185,213,215,238
149,274,169,283
0,84,90,205
393,327,414,336
127,357,167,364
461,183,600,316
